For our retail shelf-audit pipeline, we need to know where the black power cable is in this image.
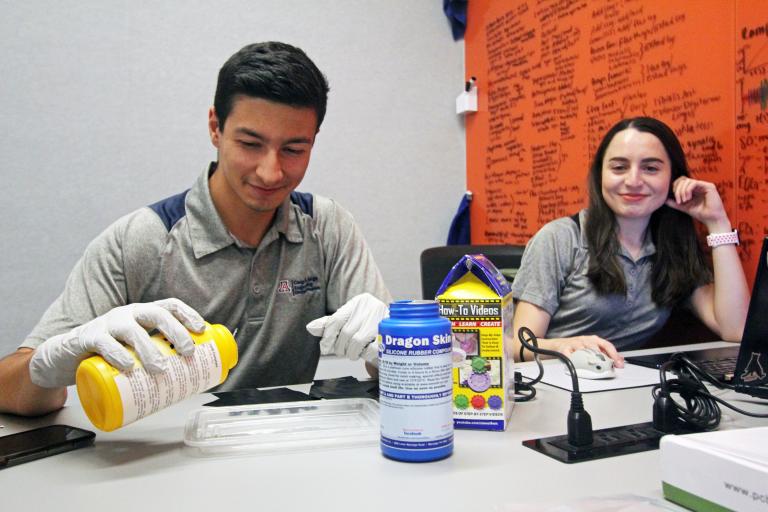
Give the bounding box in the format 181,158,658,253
513,336,544,402
652,352,768,432
516,327,593,446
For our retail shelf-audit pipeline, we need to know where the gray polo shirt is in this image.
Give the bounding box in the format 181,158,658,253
511,210,671,350
22,164,391,389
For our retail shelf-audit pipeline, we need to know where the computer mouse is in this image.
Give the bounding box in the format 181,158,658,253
565,348,616,379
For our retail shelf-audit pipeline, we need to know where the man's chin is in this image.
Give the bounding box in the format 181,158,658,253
244,195,288,213
245,202,282,213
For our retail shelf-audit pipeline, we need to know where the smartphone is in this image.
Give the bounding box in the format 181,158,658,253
0,424,95,469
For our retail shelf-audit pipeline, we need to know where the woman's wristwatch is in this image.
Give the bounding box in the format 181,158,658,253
706,229,739,247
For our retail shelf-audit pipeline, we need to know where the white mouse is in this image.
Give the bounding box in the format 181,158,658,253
564,348,616,379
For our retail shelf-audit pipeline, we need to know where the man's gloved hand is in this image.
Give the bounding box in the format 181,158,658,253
306,293,389,366
29,298,206,388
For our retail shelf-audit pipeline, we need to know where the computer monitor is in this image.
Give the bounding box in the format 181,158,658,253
732,236,768,398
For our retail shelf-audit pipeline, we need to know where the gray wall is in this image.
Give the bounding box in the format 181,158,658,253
0,1,466,356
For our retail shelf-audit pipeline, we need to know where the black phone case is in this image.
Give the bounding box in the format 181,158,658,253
0,424,95,469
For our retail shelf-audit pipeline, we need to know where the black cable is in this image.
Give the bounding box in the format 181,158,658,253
517,327,593,446
513,372,537,402
518,327,579,391
675,353,736,390
652,353,768,432
519,332,545,387
513,328,545,402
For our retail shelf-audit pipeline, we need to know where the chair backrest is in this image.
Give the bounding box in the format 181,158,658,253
420,244,525,299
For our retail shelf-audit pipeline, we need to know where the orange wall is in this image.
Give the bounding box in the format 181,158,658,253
466,0,768,284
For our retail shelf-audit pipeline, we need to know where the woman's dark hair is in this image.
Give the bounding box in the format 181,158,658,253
585,116,712,307
214,42,330,131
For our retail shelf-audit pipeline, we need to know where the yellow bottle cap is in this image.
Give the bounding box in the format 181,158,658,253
76,356,124,432
206,323,239,370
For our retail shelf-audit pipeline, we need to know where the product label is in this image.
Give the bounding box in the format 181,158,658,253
114,342,223,427
379,330,453,452
439,295,514,431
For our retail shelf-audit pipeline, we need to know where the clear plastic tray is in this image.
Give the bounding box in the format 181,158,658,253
183,398,379,456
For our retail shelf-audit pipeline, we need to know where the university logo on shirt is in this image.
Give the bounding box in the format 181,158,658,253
277,276,320,296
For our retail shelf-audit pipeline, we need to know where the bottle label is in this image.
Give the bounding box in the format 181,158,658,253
113,341,223,427
379,331,454,451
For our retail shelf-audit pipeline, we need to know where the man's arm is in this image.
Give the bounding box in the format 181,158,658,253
1,299,206,417
0,349,67,416
305,197,392,374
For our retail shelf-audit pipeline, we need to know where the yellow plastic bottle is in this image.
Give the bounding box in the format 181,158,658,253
76,323,238,431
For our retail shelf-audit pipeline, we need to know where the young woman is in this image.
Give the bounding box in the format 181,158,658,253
511,117,749,366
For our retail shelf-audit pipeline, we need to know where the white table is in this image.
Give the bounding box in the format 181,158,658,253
2,343,765,512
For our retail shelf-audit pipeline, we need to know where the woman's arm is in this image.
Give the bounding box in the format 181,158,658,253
666,178,750,341
688,240,749,341
512,300,624,366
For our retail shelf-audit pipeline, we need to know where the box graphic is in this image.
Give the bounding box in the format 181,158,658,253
436,254,514,431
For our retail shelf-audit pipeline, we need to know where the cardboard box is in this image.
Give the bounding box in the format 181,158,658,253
660,426,768,512
436,254,514,431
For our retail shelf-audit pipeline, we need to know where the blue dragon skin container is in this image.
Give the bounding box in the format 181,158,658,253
378,300,453,462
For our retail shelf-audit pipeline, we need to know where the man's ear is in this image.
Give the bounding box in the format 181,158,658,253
208,107,221,148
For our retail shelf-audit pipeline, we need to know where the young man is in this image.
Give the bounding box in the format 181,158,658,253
0,42,391,416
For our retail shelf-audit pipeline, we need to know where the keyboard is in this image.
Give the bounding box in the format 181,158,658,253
697,356,738,381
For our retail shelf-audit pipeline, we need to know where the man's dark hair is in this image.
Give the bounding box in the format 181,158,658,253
585,116,712,308
214,42,330,131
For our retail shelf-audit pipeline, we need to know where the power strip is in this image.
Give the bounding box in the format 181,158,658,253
523,421,698,463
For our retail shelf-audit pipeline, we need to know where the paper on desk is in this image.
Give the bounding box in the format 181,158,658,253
517,359,671,393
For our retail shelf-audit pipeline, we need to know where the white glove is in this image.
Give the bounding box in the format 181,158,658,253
29,298,206,388
306,293,389,366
